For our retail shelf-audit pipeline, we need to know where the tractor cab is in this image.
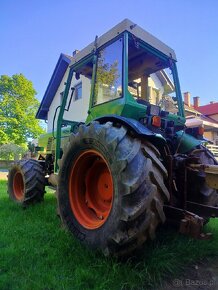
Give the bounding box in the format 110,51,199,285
53,19,188,170
67,19,185,128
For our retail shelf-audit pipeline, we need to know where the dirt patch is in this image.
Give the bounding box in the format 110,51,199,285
0,172,8,180
157,258,218,290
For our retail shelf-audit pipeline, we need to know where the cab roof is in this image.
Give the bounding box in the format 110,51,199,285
70,18,177,67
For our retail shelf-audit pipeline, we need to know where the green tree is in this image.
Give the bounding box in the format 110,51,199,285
96,53,119,88
92,48,120,105
0,143,25,161
0,74,44,145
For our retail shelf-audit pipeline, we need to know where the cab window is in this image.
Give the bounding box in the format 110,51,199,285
94,38,123,106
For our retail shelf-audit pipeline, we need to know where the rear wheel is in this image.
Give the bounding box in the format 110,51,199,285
8,159,45,205
57,122,169,257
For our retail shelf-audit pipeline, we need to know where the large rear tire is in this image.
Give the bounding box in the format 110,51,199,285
57,122,169,257
8,159,45,205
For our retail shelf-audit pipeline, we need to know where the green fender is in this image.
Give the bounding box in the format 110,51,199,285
176,130,202,154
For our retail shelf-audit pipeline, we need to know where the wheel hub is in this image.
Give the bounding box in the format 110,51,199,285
69,150,113,229
13,171,24,201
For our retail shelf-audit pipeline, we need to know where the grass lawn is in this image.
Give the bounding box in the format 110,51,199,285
0,179,217,290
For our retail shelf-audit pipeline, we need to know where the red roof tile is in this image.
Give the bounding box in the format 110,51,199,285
197,103,218,115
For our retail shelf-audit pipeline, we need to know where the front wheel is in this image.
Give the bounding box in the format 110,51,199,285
57,122,169,257
8,159,45,205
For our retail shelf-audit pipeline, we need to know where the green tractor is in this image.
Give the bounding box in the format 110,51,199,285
8,19,218,257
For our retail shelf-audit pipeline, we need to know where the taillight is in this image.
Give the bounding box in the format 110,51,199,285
152,116,161,127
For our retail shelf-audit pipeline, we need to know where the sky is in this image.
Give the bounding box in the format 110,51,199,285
0,0,218,106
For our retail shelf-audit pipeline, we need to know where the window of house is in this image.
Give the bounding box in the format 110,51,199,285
74,82,82,101
73,60,93,103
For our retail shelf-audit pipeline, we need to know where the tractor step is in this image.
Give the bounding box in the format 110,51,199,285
186,201,218,218
163,204,217,240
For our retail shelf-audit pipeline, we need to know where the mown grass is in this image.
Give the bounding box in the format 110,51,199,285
0,179,218,290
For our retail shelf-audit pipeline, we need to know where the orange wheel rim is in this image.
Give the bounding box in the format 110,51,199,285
13,171,24,201
69,150,114,229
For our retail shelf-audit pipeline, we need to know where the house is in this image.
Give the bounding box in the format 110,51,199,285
196,101,218,123
36,53,92,132
184,92,218,147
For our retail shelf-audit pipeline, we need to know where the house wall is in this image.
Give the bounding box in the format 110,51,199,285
185,111,195,117
47,72,65,131
47,68,91,132
210,114,218,122
204,130,218,144
204,131,213,141
148,74,163,105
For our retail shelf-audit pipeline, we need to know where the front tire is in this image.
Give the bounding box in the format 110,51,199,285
8,159,45,205
57,122,169,257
